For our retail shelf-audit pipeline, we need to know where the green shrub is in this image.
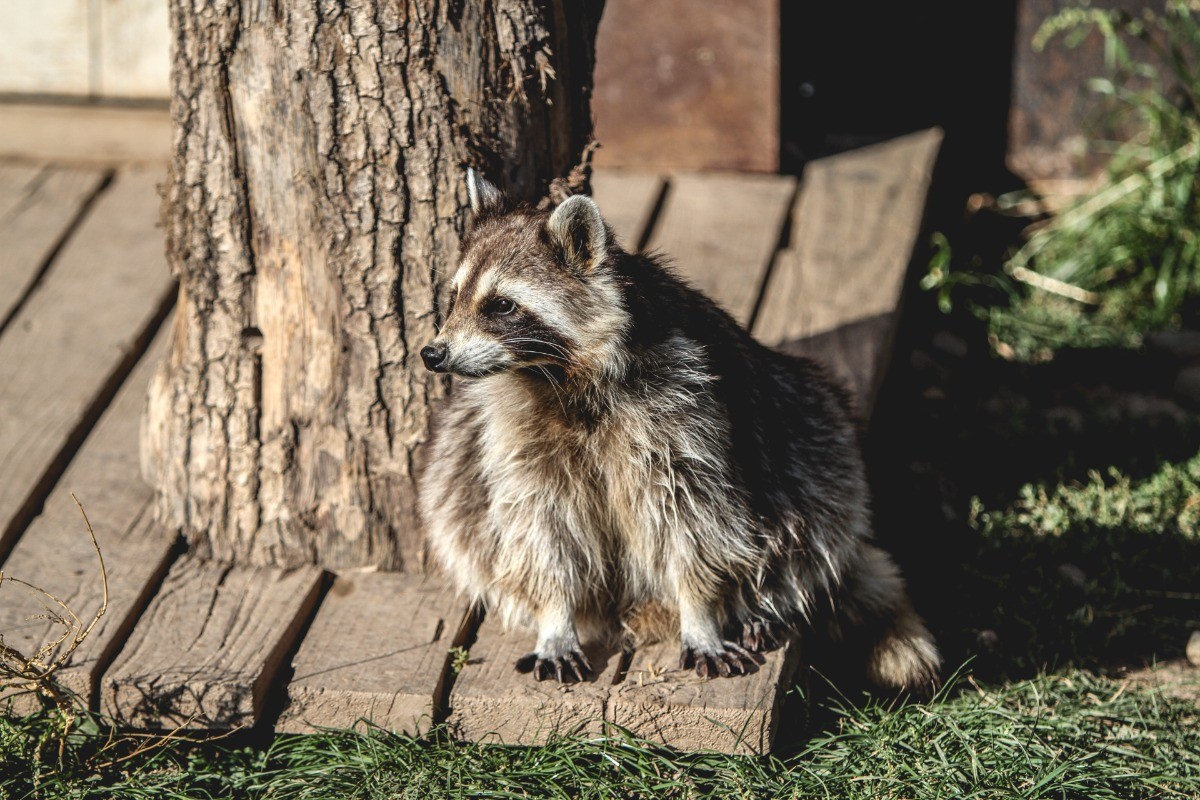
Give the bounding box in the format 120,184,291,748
926,1,1200,360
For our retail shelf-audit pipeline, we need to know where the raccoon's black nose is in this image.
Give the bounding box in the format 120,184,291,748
421,343,449,372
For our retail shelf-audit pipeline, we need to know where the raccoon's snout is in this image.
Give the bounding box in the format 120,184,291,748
420,343,449,373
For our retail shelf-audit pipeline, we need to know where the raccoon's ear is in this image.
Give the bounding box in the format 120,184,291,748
547,194,609,273
466,167,505,217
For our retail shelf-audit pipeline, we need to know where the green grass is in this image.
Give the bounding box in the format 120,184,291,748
2,670,1198,799
957,450,1200,677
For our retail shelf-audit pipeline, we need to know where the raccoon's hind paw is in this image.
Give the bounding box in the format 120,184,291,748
679,642,761,679
515,649,592,683
737,618,781,653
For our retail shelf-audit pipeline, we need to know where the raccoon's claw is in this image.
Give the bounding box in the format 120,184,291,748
738,618,781,653
679,642,760,679
515,650,593,683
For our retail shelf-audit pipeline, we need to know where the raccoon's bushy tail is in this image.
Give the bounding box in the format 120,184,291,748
835,544,941,692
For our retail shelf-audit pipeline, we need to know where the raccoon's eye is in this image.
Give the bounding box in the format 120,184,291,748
488,297,516,316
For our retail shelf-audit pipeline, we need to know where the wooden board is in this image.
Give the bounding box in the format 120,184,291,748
590,170,663,251
0,164,108,328
97,0,171,99
607,639,801,755
0,165,175,562
278,573,472,735
0,162,45,220
0,1,91,96
102,558,324,729
0,105,170,165
0,331,176,715
755,129,943,410
447,620,622,745
648,173,795,326
592,0,779,172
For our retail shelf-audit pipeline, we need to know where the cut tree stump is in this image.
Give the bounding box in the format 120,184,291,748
0,330,176,715
102,558,324,730
0,165,175,562
278,573,472,735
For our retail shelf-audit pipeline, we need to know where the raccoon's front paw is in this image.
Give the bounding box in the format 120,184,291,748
737,618,781,653
679,641,760,679
514,649,593,683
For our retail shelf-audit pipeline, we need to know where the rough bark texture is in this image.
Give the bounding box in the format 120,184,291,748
144,0,602,570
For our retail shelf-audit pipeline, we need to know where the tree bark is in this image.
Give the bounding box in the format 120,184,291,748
143,0,603,570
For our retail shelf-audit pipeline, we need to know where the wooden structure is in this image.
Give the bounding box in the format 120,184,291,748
0,108,940,754
0,0,169,99
592,0,779,172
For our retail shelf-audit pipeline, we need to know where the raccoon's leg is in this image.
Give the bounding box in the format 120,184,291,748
736,616,781,654
514,603,593,683
676,592,759,678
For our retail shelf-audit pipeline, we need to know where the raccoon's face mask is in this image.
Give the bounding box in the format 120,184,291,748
420,170,628,381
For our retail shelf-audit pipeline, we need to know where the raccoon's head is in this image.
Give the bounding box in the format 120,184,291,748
420,170,630,381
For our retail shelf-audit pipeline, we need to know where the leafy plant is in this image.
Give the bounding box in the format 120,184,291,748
927,1,1200,360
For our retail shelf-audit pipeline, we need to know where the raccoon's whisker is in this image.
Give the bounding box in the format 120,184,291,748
533,363,570,418
505,336,577,365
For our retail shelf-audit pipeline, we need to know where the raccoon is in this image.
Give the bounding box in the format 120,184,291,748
417,169,940,688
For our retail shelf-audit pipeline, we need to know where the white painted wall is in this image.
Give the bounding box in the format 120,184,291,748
0,0,170,100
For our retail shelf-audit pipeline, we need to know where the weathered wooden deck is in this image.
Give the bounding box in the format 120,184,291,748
0,107,941,754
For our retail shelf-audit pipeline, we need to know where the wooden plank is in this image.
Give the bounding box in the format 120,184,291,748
0,165,175,561
101,558,325,729
97,0,171,99
0,164,108,327
0,104,170,165
648,172,795,326
0,2,91,96
607,639,801,755
277,573,472,735
447,620,622,745
0,331,176,715
0,163,46,220
755,128,943,411
778,314,895,414
590,170,663,251
592,0,779,172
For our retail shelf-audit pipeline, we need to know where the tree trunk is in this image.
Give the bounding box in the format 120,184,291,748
143,0,603,570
